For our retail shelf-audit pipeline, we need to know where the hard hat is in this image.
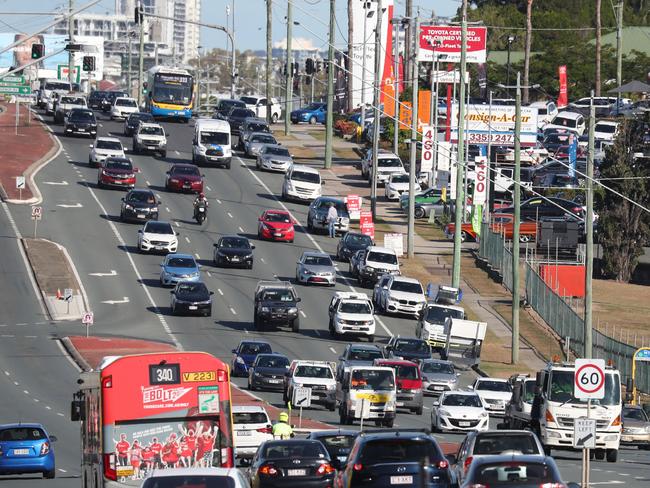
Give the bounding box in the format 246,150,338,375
279,412,289,422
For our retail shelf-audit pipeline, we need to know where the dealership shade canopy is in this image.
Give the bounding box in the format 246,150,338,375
607,80,650,94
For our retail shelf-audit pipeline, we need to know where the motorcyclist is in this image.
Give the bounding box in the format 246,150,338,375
272,412,294,439
193,192,209,219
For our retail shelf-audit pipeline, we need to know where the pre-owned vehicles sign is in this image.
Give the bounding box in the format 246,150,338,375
450,104,540,146
418,26,488,63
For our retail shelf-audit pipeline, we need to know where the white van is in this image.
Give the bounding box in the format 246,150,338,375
192,118,232,168
281,164,322,201
529,100,558,127
543,111,586,136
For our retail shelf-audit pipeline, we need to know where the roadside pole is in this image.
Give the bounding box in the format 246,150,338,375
68,0,75,88
127,35,132,96
430,39,440,189
511,72,522,365
324,0,335,169
360,1,369,136
284,1,293,136
138,1,145,108
370,0,383,220
407,16,420,259
392,20,400,153
615,0,623,108
484,90,493,220
584,93,595,359
266,0,272,124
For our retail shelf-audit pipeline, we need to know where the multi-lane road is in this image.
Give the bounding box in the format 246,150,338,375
0,108,648,486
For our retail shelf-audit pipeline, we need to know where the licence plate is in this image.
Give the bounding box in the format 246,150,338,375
114,180,123,184
459,421,470,427
390,476,413,485
274,232,282,237
237,430,252,436
154,246,165,250
137,214,145,219
396,402,404,407
433,386,444,391
231,257,239,261
13,449,30,455
287,469,306,476
79,128,86,132
268,379,282,383
188,305,198,310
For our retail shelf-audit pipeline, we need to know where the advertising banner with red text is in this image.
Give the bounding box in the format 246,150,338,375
418,26,487,63
557,65,568,109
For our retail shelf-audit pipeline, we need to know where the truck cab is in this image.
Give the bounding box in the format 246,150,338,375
192,118,232,168
417,302,465,352
504,374,537,429
336,366,396,427
283,360,337,411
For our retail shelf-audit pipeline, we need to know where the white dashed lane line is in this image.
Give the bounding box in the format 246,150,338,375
299,310,306,318
227,212,233,219
195,253,201,259
216,199,222,204
230,307,237,315
184,236,190,243
165,207,170,212
238,226,244,232
329,347,337,354
218,289,224,296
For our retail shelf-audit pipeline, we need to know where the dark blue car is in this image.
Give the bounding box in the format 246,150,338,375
231,340,273,377
0,423,56,478
290,103,326,124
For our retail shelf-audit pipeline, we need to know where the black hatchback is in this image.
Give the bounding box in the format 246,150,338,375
213,235,255,269
336,232,373,261
63,108,97,138
123,112,155,136
120,189,160,222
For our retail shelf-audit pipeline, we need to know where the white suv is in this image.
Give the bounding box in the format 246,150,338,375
384,173,411,200
110,97,139,119
89,137,125,167
283,360,337,411
133,122,167,157
470,377,514,416
232,405,273,461
363,150,406,185
373,275,426,316
282,164,322,202
328,291,375,341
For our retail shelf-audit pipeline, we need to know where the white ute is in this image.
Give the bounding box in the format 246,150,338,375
328,292,376,342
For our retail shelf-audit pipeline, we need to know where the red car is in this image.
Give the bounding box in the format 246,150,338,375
257,209,297,242
165,163,204,193
97,157,138,189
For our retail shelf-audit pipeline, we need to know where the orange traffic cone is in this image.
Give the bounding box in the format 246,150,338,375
56,288,63,300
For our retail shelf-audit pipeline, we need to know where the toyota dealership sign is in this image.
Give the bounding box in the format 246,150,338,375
418,26,488,64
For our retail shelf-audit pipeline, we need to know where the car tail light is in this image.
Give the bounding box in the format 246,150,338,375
572,206,583,214
103,453,117,481
353,463,363,471
545,409,555,423
256,427,273,434
464,456,473,472
317,463,336,475
40,442,50,455
466,485,488,488
259,464,279,476
217,369,228,382
436,460,449,469
612,415,621,426
540,484,567,488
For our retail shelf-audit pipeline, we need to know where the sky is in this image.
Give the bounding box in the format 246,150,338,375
0,0,459,52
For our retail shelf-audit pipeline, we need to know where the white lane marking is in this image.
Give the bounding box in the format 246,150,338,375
56,203,83,208
230,307,237,315
16,323,27,326
195,253,201,259
216,199,222,204
57,413,64,417
184,236,191,243
23,390,29,394
3,371,8,376
207,271,212,277
43,180,68,185
45,406,51,410
238,155,394,336
238,226,244,232
101,297,130,304
206,186,212,191
88,270,117,277
174,221,180,227
329,347,337,354
58,469,67,473
227,212,233,219
55,339,82,372
218,289,224,296
99,123,103,127
146,180,151,186
25,335,37,338
260,258,265,263
174,150,180,155
165,207,170,212
244,329,249,334
299,310,306,318
33,398,39,402
13,381,18,385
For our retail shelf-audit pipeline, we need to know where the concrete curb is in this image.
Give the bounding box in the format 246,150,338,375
59,336,91,371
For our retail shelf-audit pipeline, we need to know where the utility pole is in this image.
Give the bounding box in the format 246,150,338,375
511,72,522,365
266,0,273,124
324,0,335,169
360,1,370,136
523,0,533,105
284,0,293,136
451,0,468,289
615,0,623,106
392,19,400,153
404,0,412,84
370,0,383,220
138,1,144,107
431,40,441,189
68,0,75,87
231,0,237,98
584,93,595,359
197,47,202,112
127,36,133,96
595,0,602,96
407,16,420,259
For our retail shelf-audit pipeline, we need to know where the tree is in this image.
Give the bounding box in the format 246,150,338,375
595,118,650,282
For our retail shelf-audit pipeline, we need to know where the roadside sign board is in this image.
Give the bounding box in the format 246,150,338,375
57,65,81,83
15,176,25,189
384,233,404,257
574,359,606,400
0,85,32,95
346,195,361,220
450,104,539,147
64,288,73,302
573,418,597,448
31,206,42,221
421,126,434,173
355,398,371,419
292,386,312,408
418,25,488,63
473,157,488,205
82,311,94,325
0,76,25,84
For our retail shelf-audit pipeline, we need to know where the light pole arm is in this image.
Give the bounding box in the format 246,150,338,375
142,12,234,45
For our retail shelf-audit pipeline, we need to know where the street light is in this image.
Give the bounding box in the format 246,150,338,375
506,35,516,91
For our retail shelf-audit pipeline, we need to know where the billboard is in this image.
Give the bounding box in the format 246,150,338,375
418,26,487,64
450,104,539,146
349,0,394,109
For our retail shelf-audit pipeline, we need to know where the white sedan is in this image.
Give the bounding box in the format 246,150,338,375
384,173,411,200
137,220,178,254
431,390,489,433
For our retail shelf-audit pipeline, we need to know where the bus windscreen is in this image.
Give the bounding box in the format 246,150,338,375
153,74,192,104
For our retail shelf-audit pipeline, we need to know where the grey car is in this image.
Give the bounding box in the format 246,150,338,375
256,144,293,172
238,118,271,149
420,359,460,396
621,405,650,449
306,196,350,234
244,132,278,158
295,251,337,286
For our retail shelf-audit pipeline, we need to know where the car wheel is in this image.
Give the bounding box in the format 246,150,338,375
415,207,426,219
205,307,212,317
161,151,167,158
383,418,394,428
309,116,317,124
253,313,260,329
327,402,336,412
44,469,56,479
272,113,279,124
291,317,300,333
225,161,231,169
248,379,256,391
519,234,532,243
414,405,423,415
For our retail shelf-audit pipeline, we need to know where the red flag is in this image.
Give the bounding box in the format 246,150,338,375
557,65,568,109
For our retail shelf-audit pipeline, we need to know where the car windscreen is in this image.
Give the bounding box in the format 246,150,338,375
257,355,290,368
248,123,269,132
378,158,403,167
317,435,355,456
421,361,455,375
233,412,269,424
595,124,617,133
390,174,409,183
116,98,137,107
264,146,291,157
69,111,94,121
394,340,429,354
142,476,236,488
551,116,577,128
304,256,333,266
295,365,333,378
443,394,482,407
359,439,441,464
553,175,578,185
130,113,154,122
176,282,207,294
348,348,383,362
200,131,229,145
262,290,294,302
265,212,291,223
291,170,320,183
166,257,195,268
347,234,373,247
304,103,324,111
128,192,156,204
140,126,164,135
472,462,556,484
96,140,122,150
61,96,84,104
350,369,394,390
220,237,250,249
230,108,255,118
171,166,200,175
623,408,649,422
340,301,371,314
251,134,276,144
367,251,397,264
0,427,46,441
145,222,173,234
262,441,328,460
390,281,423,294
473,434,540,455
240,343,272,355
396,365,419,380
476,381,512,392
105,160,132,171
425,306,464,323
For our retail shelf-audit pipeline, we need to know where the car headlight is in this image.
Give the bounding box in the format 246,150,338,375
261,306,270,312
244,254,253,259
363,320,374,325
302,269,315,275
338,319,348,325
479,411,488,418
170,178,179,183
288,307,298,314
294,383,303,388
124,204,133,210
438,409,451,417
254,371,261,377
326,383,336,390
235,357,245,364
150,207,158,212
142,238,150,244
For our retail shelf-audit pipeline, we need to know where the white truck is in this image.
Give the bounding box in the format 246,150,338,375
442,318,487,369
336,366,397,428
535,361,622,462
240,95,282,123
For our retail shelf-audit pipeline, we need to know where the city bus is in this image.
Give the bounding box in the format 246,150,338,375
71,352,233,487
145,66,194,121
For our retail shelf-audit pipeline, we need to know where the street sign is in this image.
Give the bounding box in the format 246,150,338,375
346,195,361,220
0,76,25,84
15,176,25,189
355,398,371,419
421,126,434,173
292,386,312,408
635,348,650,362
473,157,488,205
64,288,73,302
31,206,42,221
573,418,597,448
57,65,81,83
384,233,404,257
0,85,32,95
82,311,94,325
574,359,606,400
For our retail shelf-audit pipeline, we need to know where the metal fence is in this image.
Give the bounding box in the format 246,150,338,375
479,223,650,393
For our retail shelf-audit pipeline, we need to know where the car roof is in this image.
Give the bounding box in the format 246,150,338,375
391,276,420,284
145,467,239,478
264,208,290,215
290,164,319,173
421,358,454,366
308,429,359,439
302,251,330,258
349,343,381,351
357,430,437,442
232,405,269,413
442,390,478,396
244,117,268,124
139,122,162,128
317,196,345,204
553,111,583,120
468,454,553,465
367,246,396,254
595,120,618,126
171,163,198,168
0,422,46,430
128,188,154,195
250,131,275,138
477,377,508,383
165,253,194,260
221,234,249,240
375,359,418,367
96,136,121,143
239,339,271,345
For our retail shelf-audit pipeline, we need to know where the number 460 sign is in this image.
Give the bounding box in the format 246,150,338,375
472,157,488,206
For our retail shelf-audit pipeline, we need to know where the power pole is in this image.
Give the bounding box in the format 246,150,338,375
360,1,370,136
407,16,420,259
451,0,468,289
324,0,335,169
595,0,602,96
404,0,412,85
370,0,383,220
584,93,595,358
523,0,533,104
68,0,75,87
616,0,623,105
231,0,237,98
197,48,202,112
138,1,144,107
284,0,293,136
392,19,400,153
266,0,273,124
511,72,522,365
127,36,133,97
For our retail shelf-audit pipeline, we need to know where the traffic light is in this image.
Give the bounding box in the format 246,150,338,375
82,56,95,72
31,43,44,59
134,3,143,24
316,60,323,72
292,62,299,76
305,58,314,75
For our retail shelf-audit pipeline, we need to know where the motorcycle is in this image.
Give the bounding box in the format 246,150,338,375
195,204,207,225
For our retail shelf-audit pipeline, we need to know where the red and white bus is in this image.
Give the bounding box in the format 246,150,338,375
71,352,234,487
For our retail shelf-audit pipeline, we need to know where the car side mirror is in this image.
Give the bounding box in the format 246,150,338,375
157,200,161,205
210,291,214,295
89,144,93,148
137,229,143,233
121,198,125,202
159,264,163,267
166,171,170,174
251,245,256,249
169,290,173,294
135,168,140,173
467,385,474,390
49,435,58,443
432,401,439,406
296,297,301,302
321,180,326,185
231,349,237,354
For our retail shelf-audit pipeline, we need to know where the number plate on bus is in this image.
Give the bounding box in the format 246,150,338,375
390,476,413,484
182,371,216,382
13,449,30,455
288,469,306,476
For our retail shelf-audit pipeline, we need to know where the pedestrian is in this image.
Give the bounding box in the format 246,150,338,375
326,202,338,238
272,412,294,439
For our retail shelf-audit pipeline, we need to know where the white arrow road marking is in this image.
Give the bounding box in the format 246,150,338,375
101,297,130,304
57,203,83,208
88,270,118,277
43,180,68,185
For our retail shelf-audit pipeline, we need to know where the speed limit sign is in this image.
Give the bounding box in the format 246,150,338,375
574,359,606,400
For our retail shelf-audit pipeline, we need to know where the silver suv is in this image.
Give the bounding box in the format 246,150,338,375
132,122,167,157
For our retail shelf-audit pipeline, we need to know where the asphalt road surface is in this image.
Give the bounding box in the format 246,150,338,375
1,109,648,486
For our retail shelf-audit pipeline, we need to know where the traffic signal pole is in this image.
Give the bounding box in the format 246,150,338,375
584,93,595,359
324,0,335,169
511,72,522,365
68,0,75,87
138,1,145,107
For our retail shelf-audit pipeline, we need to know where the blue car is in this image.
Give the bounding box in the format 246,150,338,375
290,102,326,124
0,423,56,478
231,340,272,377
159,253,200,287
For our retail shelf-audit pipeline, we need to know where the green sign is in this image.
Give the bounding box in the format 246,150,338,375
0,85,32,95
0,76,25,84
57,65,81,84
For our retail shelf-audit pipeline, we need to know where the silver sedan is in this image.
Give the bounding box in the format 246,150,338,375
295,251,337,286
244,132,278,158
256,144,294,172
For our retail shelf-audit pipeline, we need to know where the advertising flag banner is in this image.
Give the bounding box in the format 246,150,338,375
558,65,568,109
418,26,487,63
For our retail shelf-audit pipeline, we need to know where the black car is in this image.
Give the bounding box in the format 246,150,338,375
213,235,255,269
120,189,160,222
63,108,97,137
101,91,128,112
214,98,246,119
247,353,291,391
384,336,432,362
253,281,301,332
226,107,256,135
498,196,584,222
460,454,571,488
123,112,155,136
170,281,213,316
248,439,336,488
336,430,454,488
88,90,109,109
336,232,373,261
306,430,358,466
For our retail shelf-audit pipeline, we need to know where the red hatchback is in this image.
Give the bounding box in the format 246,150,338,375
97,156,138,189
165,163,204,193
257,209,297,242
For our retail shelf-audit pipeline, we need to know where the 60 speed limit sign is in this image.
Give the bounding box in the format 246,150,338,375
574,359,606,400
